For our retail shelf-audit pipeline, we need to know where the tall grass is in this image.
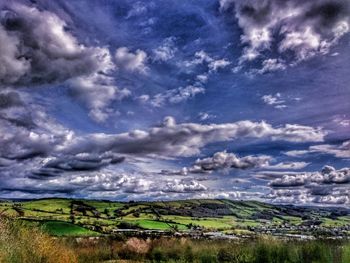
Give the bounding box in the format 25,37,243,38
1,218,349,263
63,236,350,263
342,243,350,263
0,217,77,263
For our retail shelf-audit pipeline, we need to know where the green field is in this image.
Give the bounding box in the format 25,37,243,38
40,221,99,236
1,198,349,237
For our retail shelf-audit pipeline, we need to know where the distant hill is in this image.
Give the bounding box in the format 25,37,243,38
1,198,349,237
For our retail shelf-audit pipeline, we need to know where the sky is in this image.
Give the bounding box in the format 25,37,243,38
0,0,349,206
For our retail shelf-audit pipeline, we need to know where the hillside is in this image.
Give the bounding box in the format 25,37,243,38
0,198,349,238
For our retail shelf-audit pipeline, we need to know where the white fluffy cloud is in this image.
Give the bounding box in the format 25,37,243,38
163,179,207,193
269,165,350,187
0,3,112,86
166,153,309,176
190,151,271,173
69,74,130,122
267,187,350,205
0,3,132,122
61,116,326,158
0,103,73,161
115,47,148,73
221,0,350,71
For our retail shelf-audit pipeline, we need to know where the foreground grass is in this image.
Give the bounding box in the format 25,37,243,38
0,217,77,263
62,236,350,263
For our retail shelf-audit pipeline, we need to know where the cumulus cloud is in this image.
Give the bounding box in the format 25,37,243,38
0,170,150,197
0,162,209,198
62,117,326,158
163,179,207,193
0,3,132,122
165,153,308,176
189,151,271,173
0,3,112,86
220,0,350,71
115,47,148,73
0,107,72,161
269,165,350,187
267,187,350,205
69,74,130,122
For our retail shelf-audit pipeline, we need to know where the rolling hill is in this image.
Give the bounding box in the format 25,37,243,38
0,198,349,238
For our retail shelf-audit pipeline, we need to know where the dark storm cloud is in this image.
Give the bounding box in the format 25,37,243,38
41,154,125,172
220,0,350,71
29,168,63,179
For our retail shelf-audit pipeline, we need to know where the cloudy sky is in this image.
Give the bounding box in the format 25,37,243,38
0,0,349,206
